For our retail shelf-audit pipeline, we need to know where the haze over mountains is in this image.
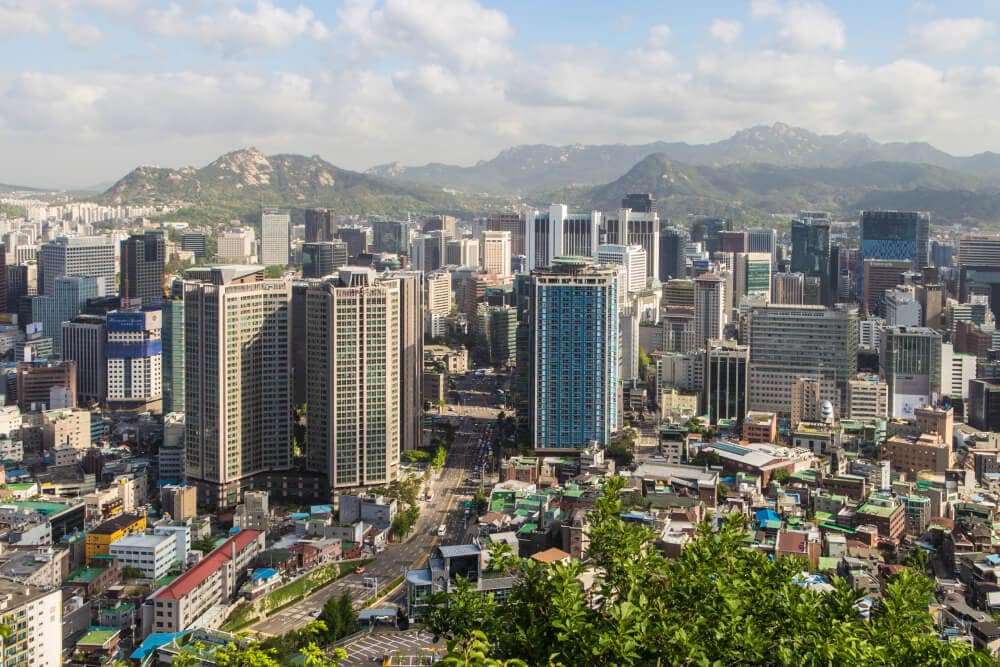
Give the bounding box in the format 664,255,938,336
93,123,1000,223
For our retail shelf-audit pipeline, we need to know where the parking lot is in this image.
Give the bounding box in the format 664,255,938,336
339,629,444,666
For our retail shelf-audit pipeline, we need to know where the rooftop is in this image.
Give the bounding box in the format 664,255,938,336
78,627,120,648
154,530,261,601
90,512,144,535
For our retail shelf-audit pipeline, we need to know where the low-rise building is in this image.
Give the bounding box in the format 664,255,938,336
110,531,179,580
883,433,954,477
86,512,147,559
853,495,906,540
742,411,777,443
160,484,197,521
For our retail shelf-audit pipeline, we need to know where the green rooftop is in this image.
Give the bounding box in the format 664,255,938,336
6,483,36,492
78,627,119,647
67,567,106,583
857,501,897,518
10,500,71,515
817,557,839,572
155,574,179,587
104,602,134,614
518,522,538,534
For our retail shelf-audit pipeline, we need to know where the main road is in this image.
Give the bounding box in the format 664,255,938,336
251,372,503,637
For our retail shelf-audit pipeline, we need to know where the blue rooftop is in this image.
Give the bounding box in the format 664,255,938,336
291,512,310,520
755,509,780,526
311,504,333,515
130,632,182,661
712,442,751,457
251,568,278,580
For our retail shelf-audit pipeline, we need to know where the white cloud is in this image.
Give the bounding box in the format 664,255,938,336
910,18,994,53
337,0,512,70
710,19,742,44
751,0,845,51
64,22,104,48
144,1,329,55
0,1,50,35
647,24,672,50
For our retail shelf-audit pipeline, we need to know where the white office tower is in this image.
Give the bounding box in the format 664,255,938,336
306,268,401,491
183,266,291,508
597,244,647,294
748,304,858,415
693,273,725,347
525,204,601,270
859,317,886,350
218,227,257,262
940,341,977,400
482,230,512,277
884,286,922,327
424,270,452,337
39,235,115,295
106,308,163,414
446,239,480,268
260,208,290,266
603,208,659,278
620,302,640,383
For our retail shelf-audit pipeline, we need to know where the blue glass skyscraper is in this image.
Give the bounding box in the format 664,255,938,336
860,210,930,267
530,257,619,452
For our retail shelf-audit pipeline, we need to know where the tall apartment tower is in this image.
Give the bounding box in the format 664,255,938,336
530,257,619,452
747,304,858,415
62,315,107,405
693,273,725,347
305,269,401,493
487,213,525,256
161,296,185,414
0,243,7,313
604,197,659,279
39,236,115,296
106,308,163,414
861,210,930,268
880,326,942,419
388,270,424,454
525,205,601,271
304,208,337,243
120,231,166,306
183,266,291,508
260,208,290,266
482,231,512,278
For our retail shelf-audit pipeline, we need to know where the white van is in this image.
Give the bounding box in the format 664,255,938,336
437,524,447,537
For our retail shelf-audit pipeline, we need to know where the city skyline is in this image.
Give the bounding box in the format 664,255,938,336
2,1,1000,187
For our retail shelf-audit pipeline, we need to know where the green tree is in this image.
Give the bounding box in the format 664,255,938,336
264,265,285,278
121,565,145,579
474,488,489,515
402,450,432,464
771,468,792,484
432,445,448,469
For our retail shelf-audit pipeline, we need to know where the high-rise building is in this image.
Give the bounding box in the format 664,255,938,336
718,231,747,253
659,226,688,281
161,296,185,414
6,261,38,308
387,270,424,454
880,326,942,419
31,275,100,354
485,305,518,366
862,259,912,316
0,243,7,313
487,213,525,256
958,235,1000,322
884,286,922,327
62,314,107,405
372,219,412,255
16,359,77,411
846,376,889,420
531,258,619,451
425,270,452,317
604,200,659,279
183,266,291,508
106,308,163,414
689,218,730,254
301,241,349,279
336,226,369,258
304,208,337,243
39,235,115,296
445,238,479,268
693,273,725,347
0,580,61,667
217,227,256,262
525,205,601,271
704,339,748,423
305,269,401,493
422,215,457,237
941,341,976,401
482,231,512,278
180,232,207,259
968,379,1000,431
748,304,858,415
733,252,771,301
771,272,805,305
790,217,831,305
861,210,930,268
411,232,446,272
120,231,166,306
260,208,290,266
747,229,777,263
662,308,698,354
663,278,695,309
596,244,647,294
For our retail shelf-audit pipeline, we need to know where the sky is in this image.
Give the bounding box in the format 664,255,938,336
3,0,1000,188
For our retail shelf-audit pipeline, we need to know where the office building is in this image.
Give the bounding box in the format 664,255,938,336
183,266,291,508
161,297,185,414
485,305,518,366
884,286,922,327
260,208,290,266
704,340,748,423
880,326,942,419
301,241,349,279
422,215,456,237
790,217,831,305
659,226,688,281
717,230,747,253
846,376,889,420
883,432,954,477
304,208,337,243
39,235,115,296
110,532,178,580
372,219,412,255
217,228,256,262
861,210,930,267
596,244,647,294
446,238,480,268
161,483,197,521
862,259,911,316
62,315,107,405
425,270,452,317
689,218,729,254
748,305,858,415
663,278,695,309
525,205,601,271
662,308,698,354
482,231,512,277
0,580,61,667
305,269,401,493
411,232,446,272
604,199,659,278
106,308,163,414
31,275,99,354
337,226,369,258
771,272,805,305
531,258,619,452
7,261,38,307
486,213,525,256
733,252,771,301
969,380,1000,431
180,232,207,259
941,341,977,400
747,229,776,262
958,235,1000,322
790,377,831,427
693,273,725,347
120,231,166,305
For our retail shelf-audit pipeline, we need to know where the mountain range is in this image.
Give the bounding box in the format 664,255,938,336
95,124,1000,224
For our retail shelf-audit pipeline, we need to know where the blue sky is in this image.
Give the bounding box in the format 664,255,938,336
2,0,1000,188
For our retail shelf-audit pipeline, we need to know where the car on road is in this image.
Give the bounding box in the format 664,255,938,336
309,609,320,617
355,565,366,574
